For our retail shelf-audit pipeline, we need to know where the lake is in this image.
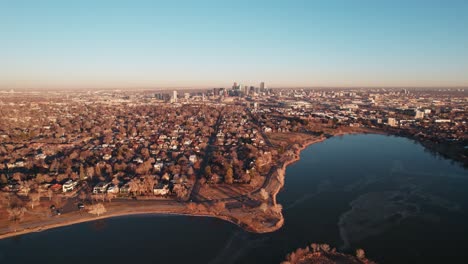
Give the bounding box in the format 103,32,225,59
1,134,467,264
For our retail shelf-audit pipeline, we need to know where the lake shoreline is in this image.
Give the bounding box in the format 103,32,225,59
2,128,457,241
0,203,245,240
0,132,333,240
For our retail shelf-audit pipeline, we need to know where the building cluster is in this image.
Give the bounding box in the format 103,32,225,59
0,91,272,200
0,85,466,200
0,98,222,199
206,106,270,184
268,88,467,143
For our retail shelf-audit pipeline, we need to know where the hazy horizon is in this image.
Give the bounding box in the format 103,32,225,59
2,0,468,89
1,85,468,92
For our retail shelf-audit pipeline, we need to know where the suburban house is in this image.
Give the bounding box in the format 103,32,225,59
93,182,110,193
189,154,197,164
119,183,130,194
153,162,164,172
153,183,169,196
50,183,62,193
106,184,119,194
62,180,78,192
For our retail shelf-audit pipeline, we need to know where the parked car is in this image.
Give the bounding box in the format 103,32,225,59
78,203,85,210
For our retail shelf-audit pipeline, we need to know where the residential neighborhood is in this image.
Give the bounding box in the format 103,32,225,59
0,87,466,206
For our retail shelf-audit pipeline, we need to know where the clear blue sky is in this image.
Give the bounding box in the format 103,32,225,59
1,0,468,89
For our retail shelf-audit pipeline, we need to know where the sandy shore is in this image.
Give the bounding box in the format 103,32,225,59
0,200,248,240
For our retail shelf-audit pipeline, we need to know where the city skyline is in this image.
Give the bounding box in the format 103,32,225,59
2,0,468,89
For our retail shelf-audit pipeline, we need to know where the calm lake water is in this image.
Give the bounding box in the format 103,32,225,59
1,134,467,264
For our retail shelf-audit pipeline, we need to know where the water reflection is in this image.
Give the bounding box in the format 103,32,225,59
1,135,467,264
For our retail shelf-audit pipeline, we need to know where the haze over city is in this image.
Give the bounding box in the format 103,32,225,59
2,0,468,89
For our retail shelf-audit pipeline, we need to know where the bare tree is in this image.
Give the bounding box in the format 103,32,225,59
86,166,95,180
259,188,269,200
0,192,12,208
143,175,156,194
225,167,234,184
47,189,54,201
320,244,330,252
52,195,62,207
105,193,115,202
204,166,212,178
173,184,189,201
92,193,105,202
78,191,87,202
356,249,366,260
271,204,282,214
79,164,86,180
0,174,7,184
88,203,107,216
87,192,94,203
128,178,140,196
19,180,34,196
111,177,120,186
187,166,194,176
7,206,27,223
28,192,41,209
310,243,319,252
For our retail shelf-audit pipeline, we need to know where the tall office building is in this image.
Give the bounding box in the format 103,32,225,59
173,90,178,103
260,82,265,91
219,88,226,97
